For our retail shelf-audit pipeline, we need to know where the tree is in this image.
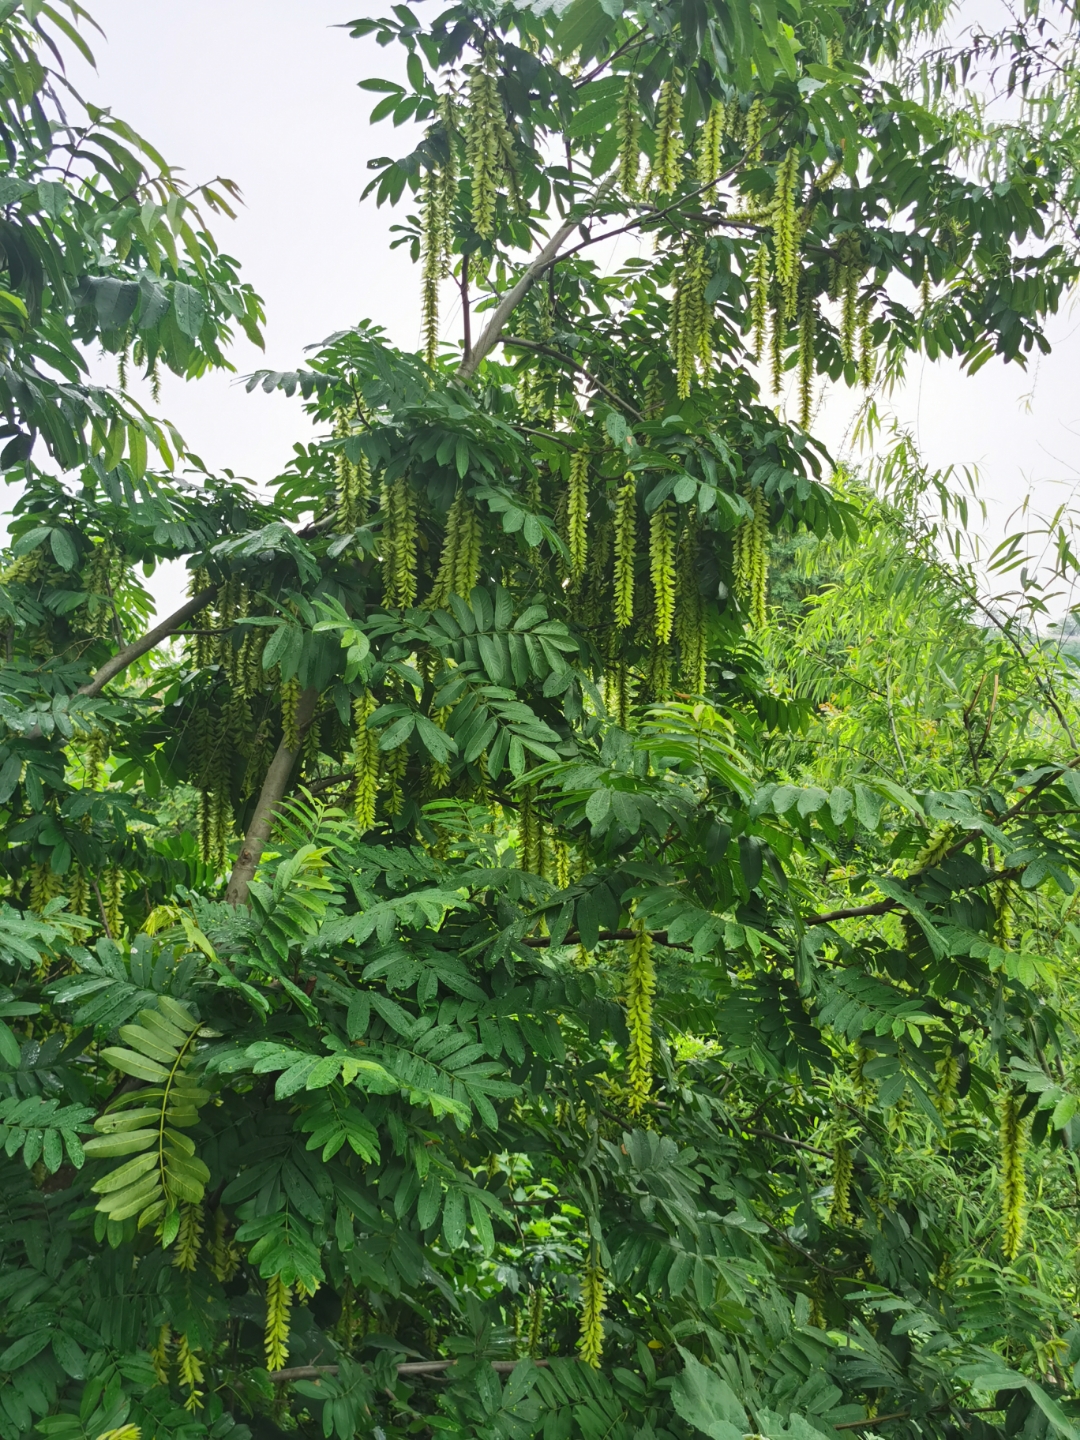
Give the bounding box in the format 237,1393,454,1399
4,3,1080,1440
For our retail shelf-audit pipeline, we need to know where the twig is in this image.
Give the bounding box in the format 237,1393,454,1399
88,874,112,939
503,337,643,419
520,926,691,953
81,586,218,699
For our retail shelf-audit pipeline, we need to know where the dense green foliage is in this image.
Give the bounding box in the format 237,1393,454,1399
5,5,1080,1440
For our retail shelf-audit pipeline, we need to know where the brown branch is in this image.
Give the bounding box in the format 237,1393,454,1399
520,926,691,952
455,179,615,382
225,686,319,907
503,337,644,419
80,586,218,699
271,1357,552,1383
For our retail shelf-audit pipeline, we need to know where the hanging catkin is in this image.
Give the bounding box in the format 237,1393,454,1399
830,1138,854,1224
102,867,125,938
351,691,380,832
649,502,675,644
696,103,723,187
797,293,817,428
420,167,444,367
674,517,707,693
732,483,768,630
670,243,711,399
625,922,656,1115
857,295,876,388
743,96,764,162
649,76,683,195
749,242,770,362
840,253,860,366
173,1202,204,1272
617,75,640,195
935,1050,960,1114
381,477,419,608
518,786,544,876
771,149,801,321
613,474,637,629
430,488,480,606
465,44,518,238
264,1274,292,1372
281,677,301,753
567,451,589,578
209,1207,240,1282
1000,1091,1026,1261
176,1334,204,1412
577,1248,606,1368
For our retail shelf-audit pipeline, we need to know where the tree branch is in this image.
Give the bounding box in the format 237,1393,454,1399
520,926,691,952
270,1357,552,1383
225,686,318,907
80,586,218,699
503,337,644,419
455,180,614,382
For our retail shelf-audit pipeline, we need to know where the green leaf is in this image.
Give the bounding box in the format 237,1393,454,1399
671,1349,748,1440
172,281,206,338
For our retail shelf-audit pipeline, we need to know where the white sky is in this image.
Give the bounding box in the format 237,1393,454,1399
64,1,1080,617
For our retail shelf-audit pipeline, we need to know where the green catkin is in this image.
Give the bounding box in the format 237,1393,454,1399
797,293,817,428
518,787,544,876
696,103,723,187
188,568,214,669
28,862,62,913
351,691,380,832
420,167,443,367
771,148,801,321
858,295,876,388
613,474,637,628
750,242,770,362
644,369,665,418
830,1140,854,1224
381,477,418,608
722,95,743,140
384,744,408,819
67,868,89,933
430,488,480,607
150,1326,171,1385
840,262,858,368
281,677,301,753
209,1207,240,1282
604,660,634,729
578,1249,606,1368
920,270,931,312
173,1202,204,1272
617,75,640,196
176,1333,204,1412
102,868,124,938
936,1051,960,1114
428,706,452,791
81,540,121,638
670,243,711,398
674,518,707,693
911,824,955,874
650,76,683,195
527,1285,545,1358
625,922,656,1115
770,286,786,395
744,96,764,162
465,44,518,238
333,410,367,533
567,451,589,577
1000,1091,1026,1261
649,502,676,644
264,1275,292,1373
732,483,769,630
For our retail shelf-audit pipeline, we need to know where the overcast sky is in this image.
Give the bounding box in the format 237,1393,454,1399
64,1,1080,615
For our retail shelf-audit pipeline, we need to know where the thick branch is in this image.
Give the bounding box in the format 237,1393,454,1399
80,586,218,699
503,337,644,419
455,181,614,382
225,686,318,907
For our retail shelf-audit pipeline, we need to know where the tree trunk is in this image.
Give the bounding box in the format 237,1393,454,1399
225,686,319,907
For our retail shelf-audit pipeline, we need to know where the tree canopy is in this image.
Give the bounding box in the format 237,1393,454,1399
4,5,1080,1440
